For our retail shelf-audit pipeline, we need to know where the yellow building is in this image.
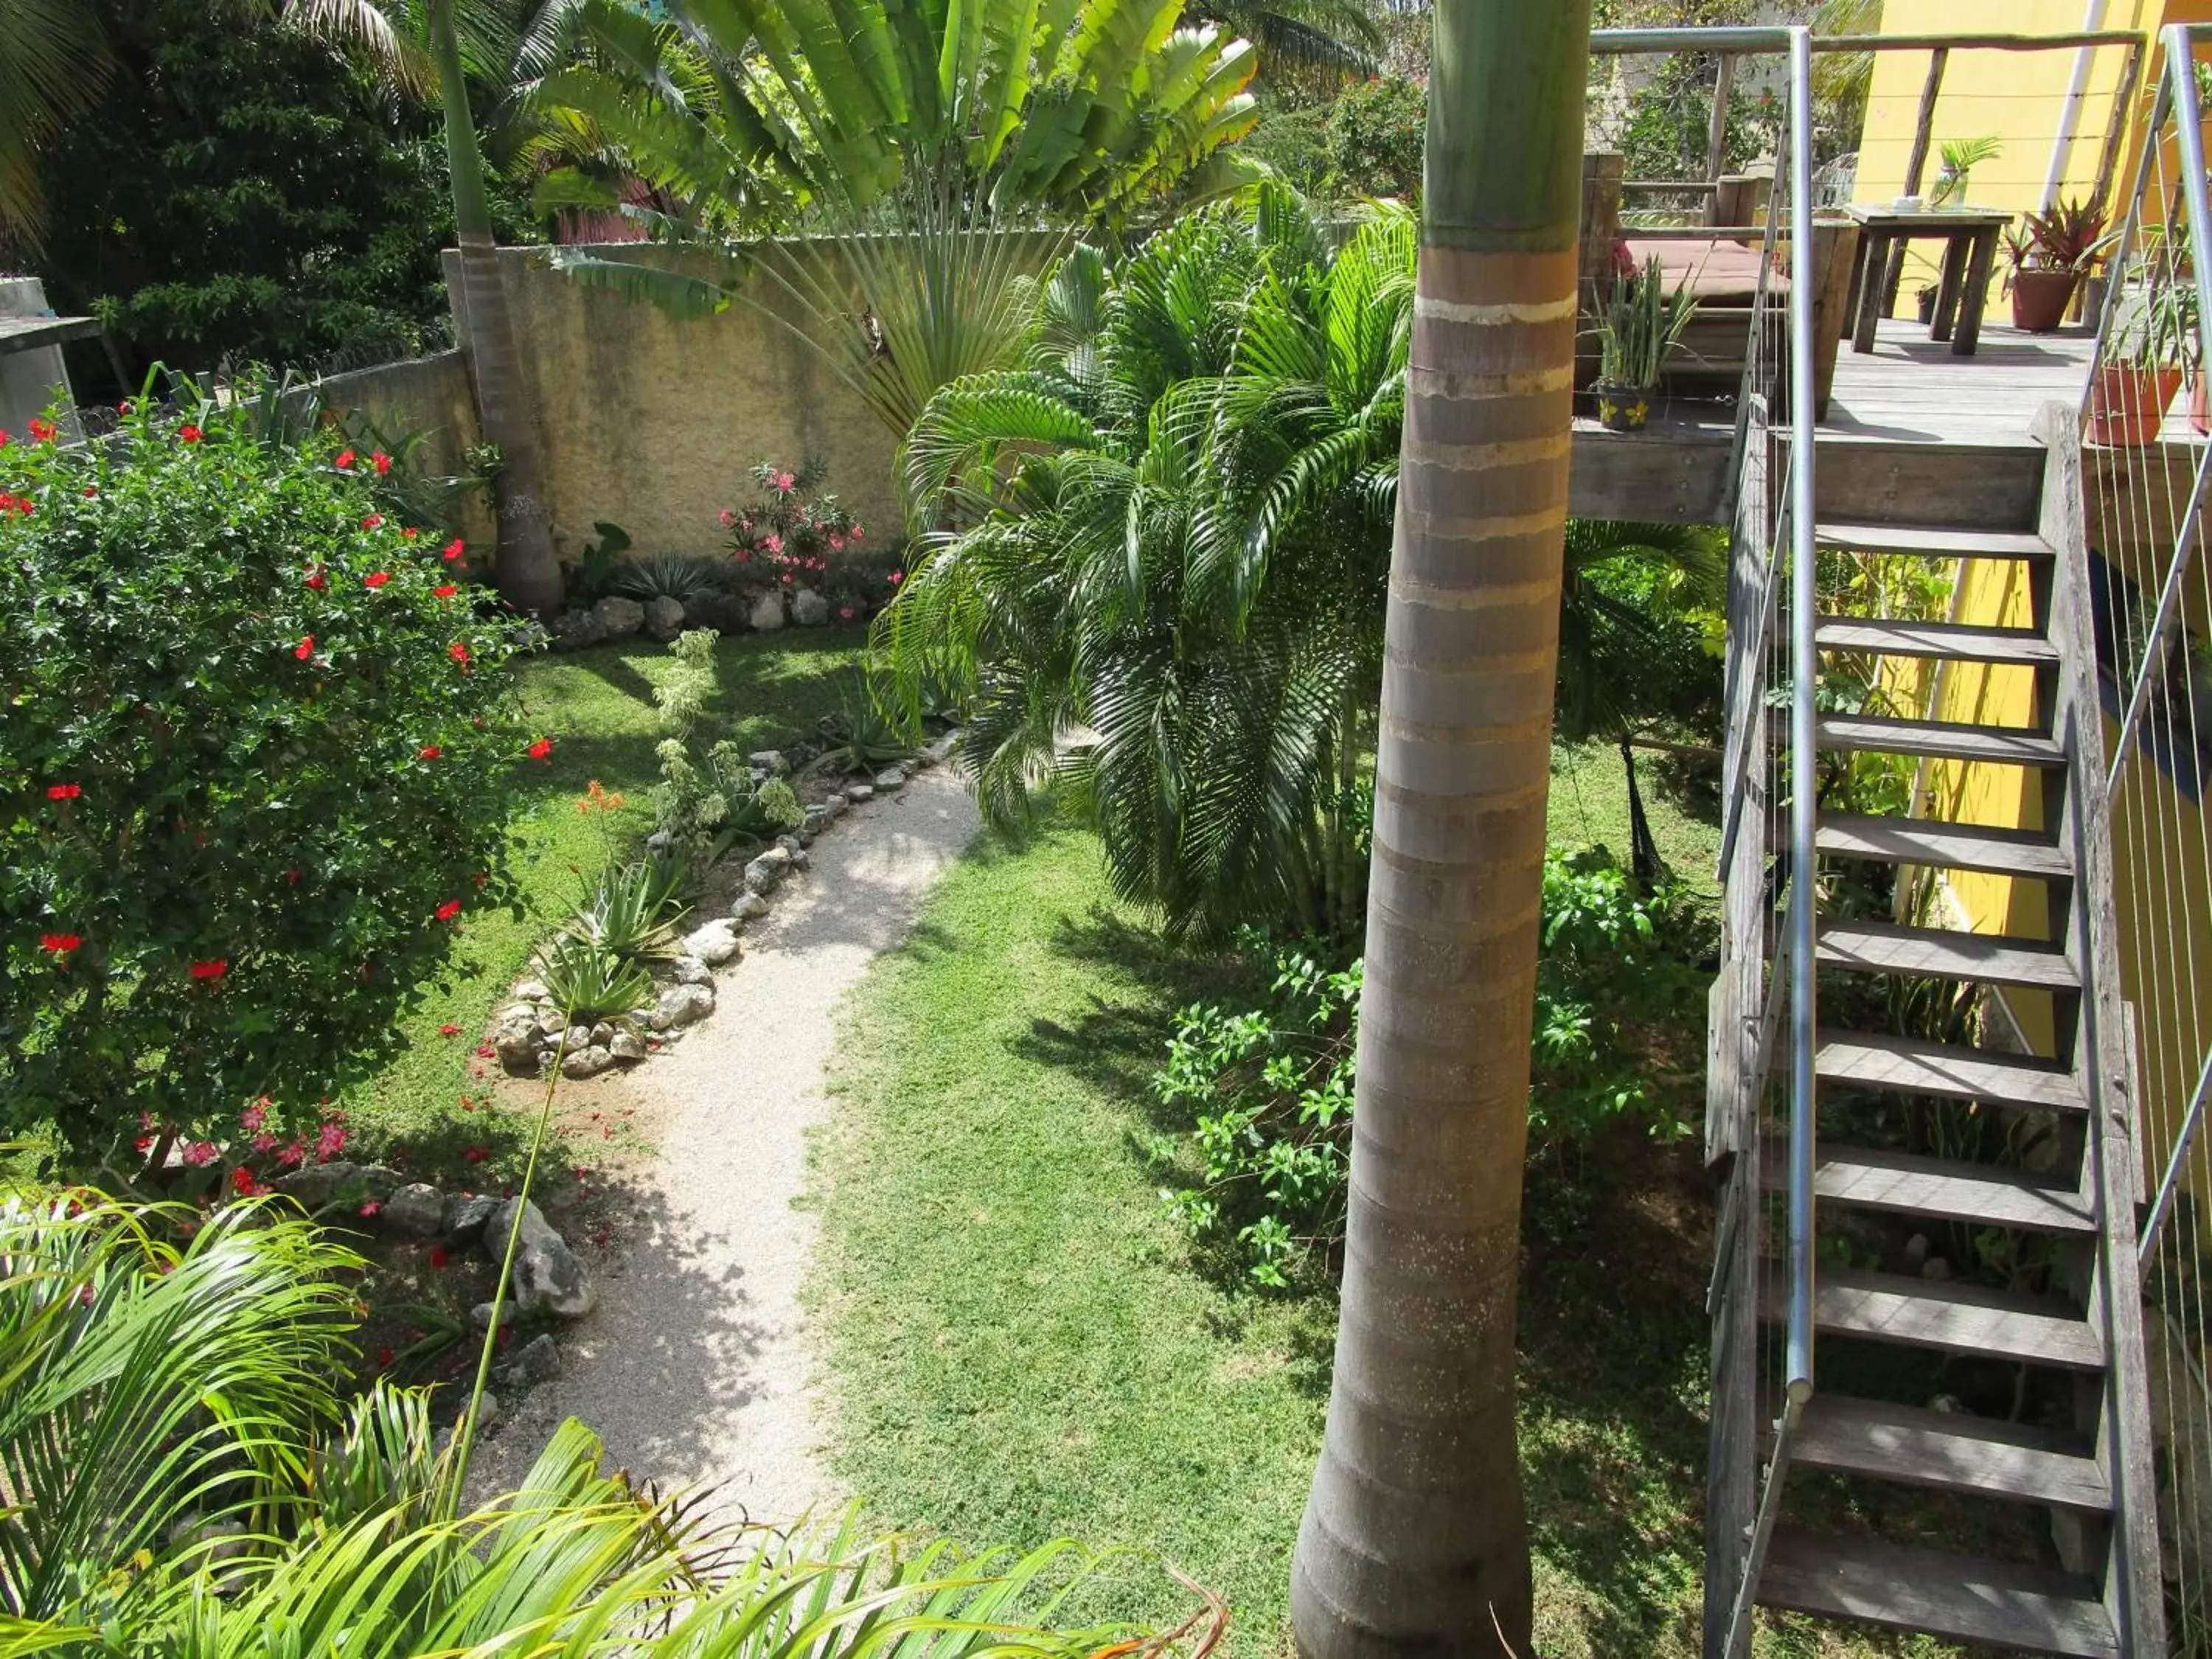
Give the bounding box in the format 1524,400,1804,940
1854,0,2212,312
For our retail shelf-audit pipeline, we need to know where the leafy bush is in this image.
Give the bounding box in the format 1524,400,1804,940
1321,76,1427,201
1149,851,1705,1287
720,460,899,618
653,628,721,738
652,740,803,863
0,391,533,1161
813,669,919,776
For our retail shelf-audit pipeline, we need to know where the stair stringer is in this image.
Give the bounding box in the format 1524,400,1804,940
2034,399,2166,1656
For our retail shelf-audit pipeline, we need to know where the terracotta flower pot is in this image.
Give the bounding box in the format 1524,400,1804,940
2087,364,2185,446
1592,379,1651,433
2010,268,2079,334
2194,373,2210,437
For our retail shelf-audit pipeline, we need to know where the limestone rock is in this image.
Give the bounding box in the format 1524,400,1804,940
822,793,849,815
592,595,646,639
791,586,830,626
846,783,874,803
560,1045,616,1079
484,1199,597,1319
448,1194,497,1248
512,980,553,1004
469,1298,516,1332
748,591,787,632
563,1024,594,1054
749,749,790,775
650,983,715,1031
873,766,908,790
801,806,830,838
276,1161,401,1208
671,955,713,985
493,1016,543,1074
644,594,686,641
684,918,742,965
550,610,607,651
730,891,770,922
383,1183,450,1238
494,1332,563,1391
610,1029,650,1060
742,844,792,895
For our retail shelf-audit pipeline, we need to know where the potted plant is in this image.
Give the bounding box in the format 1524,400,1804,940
1929,136,2000,209
2088,266,2195,445
2006,195,2112,333
1589,254,1698,433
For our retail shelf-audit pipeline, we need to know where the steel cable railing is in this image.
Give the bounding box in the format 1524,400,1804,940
2089,24,2212,1649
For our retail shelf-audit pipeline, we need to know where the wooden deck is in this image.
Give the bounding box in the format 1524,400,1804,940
1568,319,2094,529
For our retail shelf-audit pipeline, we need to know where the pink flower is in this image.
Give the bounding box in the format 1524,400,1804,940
889,569,905,585
251,1133,276,1152
276,1141,305,1168
839,605,855,621
361,514,384,531
181,1141,217,1166
772,470,796,493
829,535,846,552
852,524,864,540
763,532,783,554
316,1122,347,1161
241,1099,268,1133
719,509,737,528
360,1200,382,1218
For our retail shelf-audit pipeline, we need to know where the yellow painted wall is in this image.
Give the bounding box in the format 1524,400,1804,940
1851,1,2205,315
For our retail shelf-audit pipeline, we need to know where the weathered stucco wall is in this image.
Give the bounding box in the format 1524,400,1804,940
442,245,900,563
311,347,496,558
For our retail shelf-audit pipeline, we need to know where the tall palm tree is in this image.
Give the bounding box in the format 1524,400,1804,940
427,0,565,617
1287,1,1591,1653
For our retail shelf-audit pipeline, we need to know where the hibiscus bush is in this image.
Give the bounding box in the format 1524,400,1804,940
718,459,902,619
0,391,539,1164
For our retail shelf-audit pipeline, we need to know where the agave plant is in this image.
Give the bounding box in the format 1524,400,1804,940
811,671,919,779
532,933,658,1023
0,1189,1222,1653
613,554,725,605
568,852,690,962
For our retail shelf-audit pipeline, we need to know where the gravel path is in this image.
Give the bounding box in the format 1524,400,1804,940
467,767,981,1520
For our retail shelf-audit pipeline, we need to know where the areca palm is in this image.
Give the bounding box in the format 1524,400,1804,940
532,0,1262,437
886,191,1411,942
0,1189,1217,1655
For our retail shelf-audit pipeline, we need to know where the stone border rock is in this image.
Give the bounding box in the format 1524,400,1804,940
548,585,855,653
481,728,960,1085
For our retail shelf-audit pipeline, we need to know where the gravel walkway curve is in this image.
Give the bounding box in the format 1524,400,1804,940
467,767,981,1520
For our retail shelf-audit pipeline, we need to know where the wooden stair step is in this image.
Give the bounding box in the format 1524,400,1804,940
1815,521,2058,563
1818,919,2077,991
1765,1262,2104,1370
1759,1526,2116,1657
1816,713,2064,767
1816,812,2070,879
1761,1143,2093,1234
1815,1030,2083,1112
1773,1394,2110,1512
1815,615,2059,666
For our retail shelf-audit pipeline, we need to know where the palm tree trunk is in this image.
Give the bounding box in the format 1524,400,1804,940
1288,4,1590,1655
428,0,563,619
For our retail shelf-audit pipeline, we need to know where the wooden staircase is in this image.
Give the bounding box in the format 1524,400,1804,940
1706,408,2166,1656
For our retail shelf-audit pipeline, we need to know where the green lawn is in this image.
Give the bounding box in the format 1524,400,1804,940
1548,739,1722,900
346,629,863,1164
812,780,1952,1658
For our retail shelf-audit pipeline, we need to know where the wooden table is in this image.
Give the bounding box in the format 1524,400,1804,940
1843,206,2011,358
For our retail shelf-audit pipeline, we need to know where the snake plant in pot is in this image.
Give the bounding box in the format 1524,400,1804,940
2088,251,2197,446
1590,254,1697,432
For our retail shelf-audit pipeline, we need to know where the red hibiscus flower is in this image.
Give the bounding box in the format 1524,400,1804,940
293,636,315,661
232,1166,260,1198
839,605,855,621
400,526,418,540
276,1141,305,1167
361,513,385,531
526,737,554,761
889,568,905,585
360,1200,382,1218
28,417,58,442
442,538,465,562
448,641,470,665
364,571,391,589
305,567,327,590
46,783,80,800
178,425,203,444
428,1245,451,1269
418,744,442,760
372,451,392,476
39,933,80,953
187,959,227,981
434,898,462,921
463,1147,489,1164
433,583,457,598
439,1023,462,1037
285,866,301,886
335,448,356,469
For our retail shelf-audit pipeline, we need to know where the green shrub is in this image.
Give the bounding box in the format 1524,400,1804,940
531,935,655,1025
1148,850,1705,1288
1321,76,1427,201
652,740,803,863
653,628,721,737
0,392,534,1161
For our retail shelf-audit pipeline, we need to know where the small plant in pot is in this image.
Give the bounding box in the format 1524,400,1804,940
1590,254,1697,433
1929,135,2000,209
2006,195,2112,333
2087,264,2196,446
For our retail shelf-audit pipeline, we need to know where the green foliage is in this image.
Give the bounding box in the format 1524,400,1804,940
652,627,721,737
31,0,498,384
1555,519,1725,749
814,670,919,777
0,1188,1194,1653
723,459,896,617
568,518,631,608
614,554,724,605
1149,852,1705,1288
1615,53,1775,196
1931,134,2001,207
566,852,689,963
652,739,803,863
530,932,655,1023
888,189,1409,942
1317,76,1426,201
1150,936,1359,1288
0,384,529,1161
